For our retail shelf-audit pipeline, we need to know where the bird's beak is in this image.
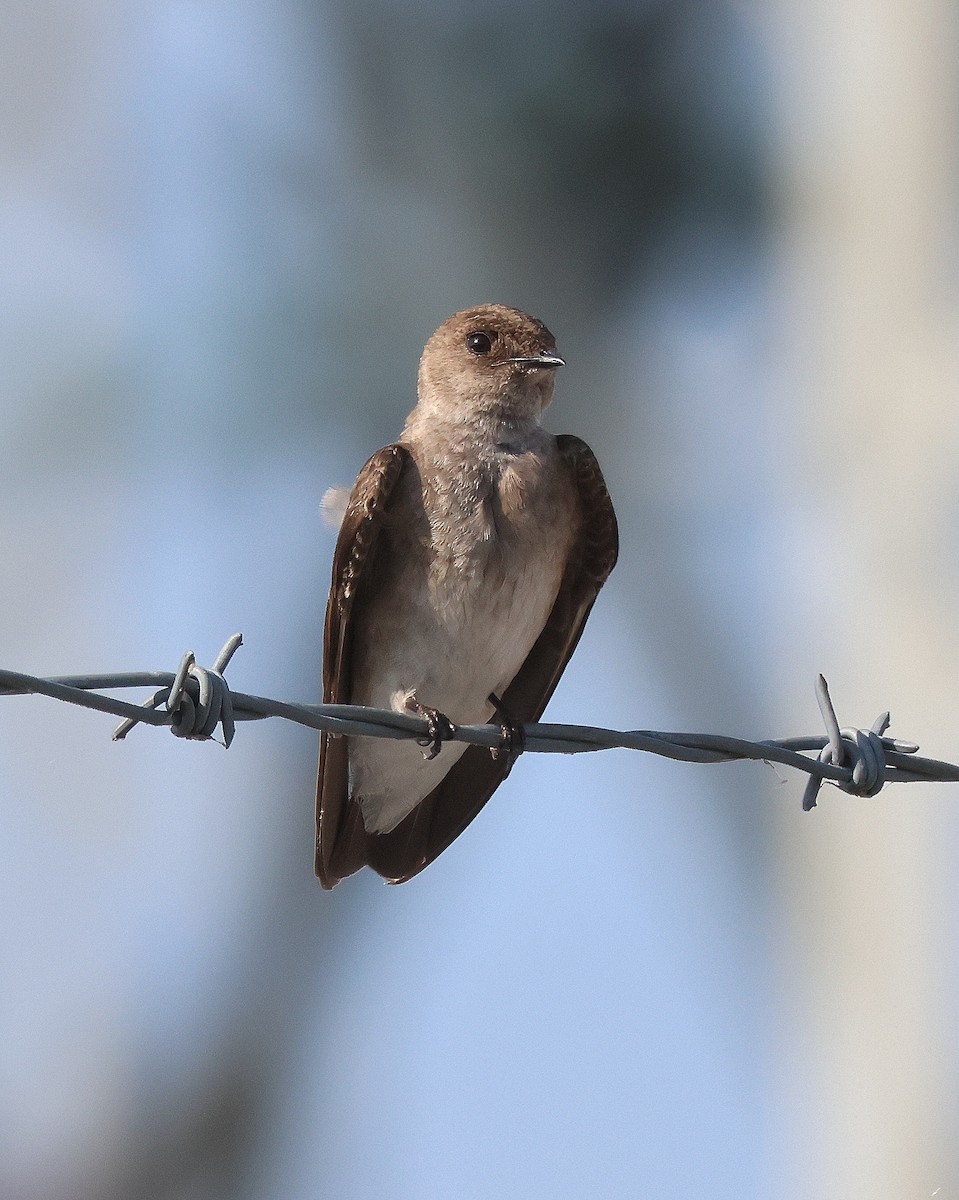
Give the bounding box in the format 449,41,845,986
501,352,566,369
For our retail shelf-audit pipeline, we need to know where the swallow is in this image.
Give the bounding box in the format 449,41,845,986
316,304,617,886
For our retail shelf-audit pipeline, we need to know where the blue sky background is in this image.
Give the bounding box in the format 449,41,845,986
2,2,958,1198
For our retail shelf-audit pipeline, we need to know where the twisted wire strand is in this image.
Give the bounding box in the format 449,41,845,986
1,635,957,803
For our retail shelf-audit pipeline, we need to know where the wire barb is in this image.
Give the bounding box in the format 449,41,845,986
802,676,901,810
111,634,243,748
0,635,956,803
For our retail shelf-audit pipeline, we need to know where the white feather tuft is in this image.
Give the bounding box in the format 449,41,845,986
320,486,351,530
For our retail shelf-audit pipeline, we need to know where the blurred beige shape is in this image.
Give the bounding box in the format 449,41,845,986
769,0,959,1195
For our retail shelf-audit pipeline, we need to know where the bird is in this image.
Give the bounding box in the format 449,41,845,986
315,304,618,887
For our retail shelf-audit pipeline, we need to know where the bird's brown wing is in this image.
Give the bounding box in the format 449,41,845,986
365,434,618,884
315,444,412,888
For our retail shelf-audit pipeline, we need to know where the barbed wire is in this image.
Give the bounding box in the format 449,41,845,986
1,633,957,809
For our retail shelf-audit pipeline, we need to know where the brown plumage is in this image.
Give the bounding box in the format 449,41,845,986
316,305,618,886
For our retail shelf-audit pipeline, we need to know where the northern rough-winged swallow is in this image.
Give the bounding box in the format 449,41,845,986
315,304,618,887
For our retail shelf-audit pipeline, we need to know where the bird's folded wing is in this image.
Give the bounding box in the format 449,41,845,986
315,443,412,888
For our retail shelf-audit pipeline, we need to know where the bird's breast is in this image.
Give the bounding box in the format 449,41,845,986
346,441,577,833
419,448,576,693
427,449,570,599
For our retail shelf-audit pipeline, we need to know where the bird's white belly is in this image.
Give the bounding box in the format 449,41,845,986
349,533,566,834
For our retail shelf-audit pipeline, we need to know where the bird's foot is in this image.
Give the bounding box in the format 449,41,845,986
406,696,457,760
488,692,526,772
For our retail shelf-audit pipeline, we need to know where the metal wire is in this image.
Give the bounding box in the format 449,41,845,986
1,634,957,805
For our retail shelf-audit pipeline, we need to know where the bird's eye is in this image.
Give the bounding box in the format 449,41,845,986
466,331,493,355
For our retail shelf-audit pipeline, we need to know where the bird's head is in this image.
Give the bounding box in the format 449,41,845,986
416,304,565,427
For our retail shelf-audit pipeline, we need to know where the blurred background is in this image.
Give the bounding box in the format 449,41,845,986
2,0,958,1196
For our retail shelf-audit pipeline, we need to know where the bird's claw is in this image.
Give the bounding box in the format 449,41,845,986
410,702,456,760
